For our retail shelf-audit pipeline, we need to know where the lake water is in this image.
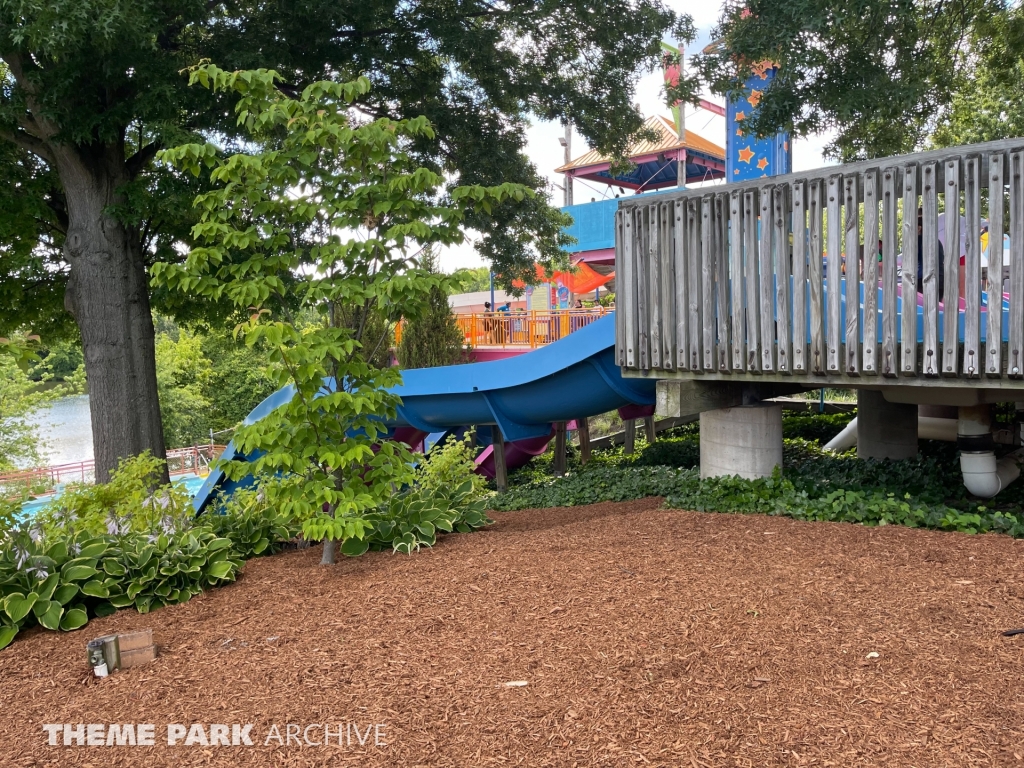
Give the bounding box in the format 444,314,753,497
27,394,94,466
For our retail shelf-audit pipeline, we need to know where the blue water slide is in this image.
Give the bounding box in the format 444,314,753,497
193,313,655,512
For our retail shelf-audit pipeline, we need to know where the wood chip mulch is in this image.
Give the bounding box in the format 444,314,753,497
2,499,1024,767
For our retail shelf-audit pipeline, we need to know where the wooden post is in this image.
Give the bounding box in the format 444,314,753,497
644,415,657,444
624,419,637,455
578,417,591,465
493,432,508,493
553,422,567,476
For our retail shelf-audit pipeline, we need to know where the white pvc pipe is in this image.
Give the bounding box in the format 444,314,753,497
823,415,959,452
823,418,858,452
960,449,1024,498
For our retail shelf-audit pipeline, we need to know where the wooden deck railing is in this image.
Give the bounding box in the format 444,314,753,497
615,138,1024,388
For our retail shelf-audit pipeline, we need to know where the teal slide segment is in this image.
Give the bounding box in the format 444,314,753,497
193,313,655,512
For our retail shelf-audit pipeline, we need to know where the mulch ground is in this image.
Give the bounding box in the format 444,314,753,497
2,499,1024,767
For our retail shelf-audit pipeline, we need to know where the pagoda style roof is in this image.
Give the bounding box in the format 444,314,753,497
555,115,726,191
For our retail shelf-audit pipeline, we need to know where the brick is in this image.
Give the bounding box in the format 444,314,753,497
119,645,157,668
117,629,153,653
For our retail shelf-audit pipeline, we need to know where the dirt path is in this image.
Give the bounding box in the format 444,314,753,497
2,499,1023,766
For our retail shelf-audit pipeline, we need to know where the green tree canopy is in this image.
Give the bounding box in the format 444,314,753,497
691,0,1018,161
0,0,688,480
399,247,467,369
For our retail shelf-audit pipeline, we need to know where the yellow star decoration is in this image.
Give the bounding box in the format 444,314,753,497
747,90,762,108
735,110,746,121
757,157,769,171
736,128,744,135
738,146,755,164
751,60,773,80
783,140,789,152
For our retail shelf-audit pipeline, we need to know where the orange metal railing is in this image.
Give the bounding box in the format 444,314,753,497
395,308,612,349
457,308,612,349
0,443,227,497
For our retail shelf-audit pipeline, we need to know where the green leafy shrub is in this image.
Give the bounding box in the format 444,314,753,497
495,410,1024,540
494,462,1024,539
206,485,299,560
416,433,488,498
0,464,297,650
34,452,193,540
344,480,492,556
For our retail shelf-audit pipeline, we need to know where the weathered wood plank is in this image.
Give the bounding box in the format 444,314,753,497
621,208,637,368
920,162,940,375
808,180,826,374
614,209,625,366
687,198,703,371
577,416,591,465
636,205,650,371
492,430,508,493
881,167,899,376
774,185,792,372
649,204,662,369
963,155,982,376
664,206,674,367
1010,151,1024,377
659,201,675,369
744,189,761,371
715,194,730,371
553,421,567,476
759,185,775,372
942,157,961,375
730,190,745,371
862,169,879,373
673,200,688,370
843,174,860,375
701,195,716,371
901,163,918,375
826,175,842,374
986,153,1005,376
791,180,808,373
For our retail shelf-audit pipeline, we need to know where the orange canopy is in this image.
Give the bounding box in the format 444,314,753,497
511,262,613,294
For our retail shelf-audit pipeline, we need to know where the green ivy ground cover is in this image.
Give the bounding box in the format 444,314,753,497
493,411,1024,539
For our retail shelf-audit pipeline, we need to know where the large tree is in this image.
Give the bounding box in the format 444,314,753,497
0,1,686,481
690,0,1018,161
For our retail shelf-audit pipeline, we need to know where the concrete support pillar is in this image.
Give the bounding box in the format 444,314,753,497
700,404,783,480
857,389,918,460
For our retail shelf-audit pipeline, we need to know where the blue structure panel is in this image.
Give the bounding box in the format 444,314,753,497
726,66,792,181
561,198,619,252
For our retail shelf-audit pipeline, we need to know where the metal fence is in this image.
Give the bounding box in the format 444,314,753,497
0,444,226,497
615,138,1024,388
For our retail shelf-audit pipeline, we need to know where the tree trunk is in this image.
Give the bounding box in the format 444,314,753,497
57,142,167,484
321,540,337,565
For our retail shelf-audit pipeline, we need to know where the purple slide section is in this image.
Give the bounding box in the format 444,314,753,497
617,403,655,420
474,428,556,480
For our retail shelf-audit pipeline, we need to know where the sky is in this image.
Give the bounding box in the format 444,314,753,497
436,0,836,273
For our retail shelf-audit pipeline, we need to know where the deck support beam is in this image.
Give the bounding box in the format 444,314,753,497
553,422,567,476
